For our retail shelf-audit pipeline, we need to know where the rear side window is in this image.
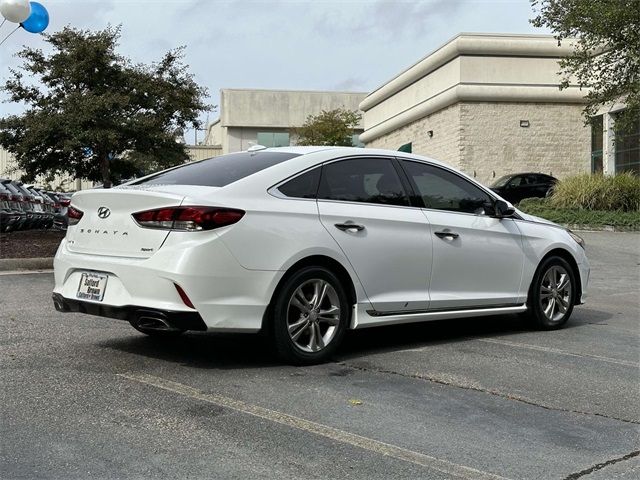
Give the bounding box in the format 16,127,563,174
277,168,321,199
400,160,491,214
135,151,300,187
318,157,410,206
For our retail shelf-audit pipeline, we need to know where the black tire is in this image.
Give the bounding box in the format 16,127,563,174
128,319,185,338
525,255,577,330
271,266,350,365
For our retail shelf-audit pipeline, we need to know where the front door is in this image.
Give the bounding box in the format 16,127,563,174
399,159,524,310
316,157,432,313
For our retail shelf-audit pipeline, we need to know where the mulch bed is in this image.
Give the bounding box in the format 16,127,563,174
0,229,66,259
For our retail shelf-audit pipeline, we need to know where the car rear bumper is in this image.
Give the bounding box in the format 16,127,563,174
53,232,283,332
52,292,208,331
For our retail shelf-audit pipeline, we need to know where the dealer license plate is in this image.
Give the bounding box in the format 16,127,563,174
76,272,108,302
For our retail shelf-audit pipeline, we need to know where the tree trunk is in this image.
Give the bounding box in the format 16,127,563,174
100,154,111,189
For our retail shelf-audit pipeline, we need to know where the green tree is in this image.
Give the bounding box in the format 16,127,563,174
295,108,362,146
0,26,209,188
531,0,639,131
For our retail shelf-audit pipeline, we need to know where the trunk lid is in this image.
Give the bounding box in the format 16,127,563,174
66,187,186,258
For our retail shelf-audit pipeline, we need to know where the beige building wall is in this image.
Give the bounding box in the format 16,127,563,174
366,103,463,170
186,144,223,161
205,89,368,153
0,147,93,191
367,102,590,185
459,102,590,183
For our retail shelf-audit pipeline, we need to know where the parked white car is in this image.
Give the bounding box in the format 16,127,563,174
53,146,589,364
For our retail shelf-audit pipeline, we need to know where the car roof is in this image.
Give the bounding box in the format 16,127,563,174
263,146,452,168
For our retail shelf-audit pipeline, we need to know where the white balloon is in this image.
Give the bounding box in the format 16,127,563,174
0,0,31,23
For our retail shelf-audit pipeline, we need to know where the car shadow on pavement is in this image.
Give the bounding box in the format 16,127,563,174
99,331,281,369
97,306,612,368
337,307,614,360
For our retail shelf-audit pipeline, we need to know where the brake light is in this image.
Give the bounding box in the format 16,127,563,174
0,193,9,200
132,206,245,231
59,198,70,207
68,206,84,226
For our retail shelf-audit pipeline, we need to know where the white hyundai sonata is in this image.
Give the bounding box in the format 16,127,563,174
53,146,589,364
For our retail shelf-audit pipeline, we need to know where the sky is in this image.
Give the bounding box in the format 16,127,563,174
0,0,549,142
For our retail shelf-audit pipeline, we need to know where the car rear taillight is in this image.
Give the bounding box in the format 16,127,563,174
0,193,9,200
68,206,84,226
132,206,245,231
59,198,70,207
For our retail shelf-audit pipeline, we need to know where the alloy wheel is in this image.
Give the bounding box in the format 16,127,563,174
286,279,341,353
539,265,572,323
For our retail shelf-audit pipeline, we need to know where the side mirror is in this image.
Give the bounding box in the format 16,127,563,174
494,199,515,218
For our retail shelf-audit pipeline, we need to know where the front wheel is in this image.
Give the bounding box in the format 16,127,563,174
271,267,350,365
526,256,576,329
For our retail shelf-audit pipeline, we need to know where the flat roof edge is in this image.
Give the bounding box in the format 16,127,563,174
360,33,579,111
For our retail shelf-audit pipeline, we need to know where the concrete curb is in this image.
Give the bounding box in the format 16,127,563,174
0,257,54,271
561,224,640,233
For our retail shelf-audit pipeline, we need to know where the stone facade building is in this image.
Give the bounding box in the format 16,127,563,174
359,33,636,184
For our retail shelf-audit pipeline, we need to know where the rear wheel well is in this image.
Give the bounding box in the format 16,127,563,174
263,255,357,331
277,256,356,306
534,248,582,301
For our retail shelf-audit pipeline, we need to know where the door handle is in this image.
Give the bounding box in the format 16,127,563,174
434,230,459,239
335,223,365,232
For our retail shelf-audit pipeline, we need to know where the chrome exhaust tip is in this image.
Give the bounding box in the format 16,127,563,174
133,312,181,331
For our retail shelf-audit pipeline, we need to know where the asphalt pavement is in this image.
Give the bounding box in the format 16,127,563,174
1,231,638,479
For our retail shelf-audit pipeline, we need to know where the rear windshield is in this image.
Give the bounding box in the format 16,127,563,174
134,151,301,187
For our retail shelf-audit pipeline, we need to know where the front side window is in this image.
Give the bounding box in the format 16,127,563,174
400,160,492,214
318,158,409,207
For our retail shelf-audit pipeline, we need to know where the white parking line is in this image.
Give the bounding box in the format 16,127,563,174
119,372,510,480
478,338,639,368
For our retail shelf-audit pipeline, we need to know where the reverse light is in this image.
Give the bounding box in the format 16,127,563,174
67,205,84,226
132,206,245,231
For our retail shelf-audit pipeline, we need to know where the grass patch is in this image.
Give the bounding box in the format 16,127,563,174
517,198,640,230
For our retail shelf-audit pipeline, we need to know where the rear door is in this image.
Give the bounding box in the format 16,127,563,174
317,156,432,313
65,187,185,258
399,160,524,310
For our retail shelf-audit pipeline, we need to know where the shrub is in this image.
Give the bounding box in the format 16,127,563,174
549,173,640,212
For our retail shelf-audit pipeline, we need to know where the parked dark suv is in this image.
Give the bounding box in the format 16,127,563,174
490,173,557,204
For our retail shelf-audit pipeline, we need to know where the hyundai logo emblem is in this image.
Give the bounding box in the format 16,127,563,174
97,207,111,219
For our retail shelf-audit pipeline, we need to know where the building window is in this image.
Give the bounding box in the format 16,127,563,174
591,116,603,174
615,116,640,174
352,134,365,148
257,132,290,148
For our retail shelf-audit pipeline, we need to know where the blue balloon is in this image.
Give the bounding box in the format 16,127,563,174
21,1,48,34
